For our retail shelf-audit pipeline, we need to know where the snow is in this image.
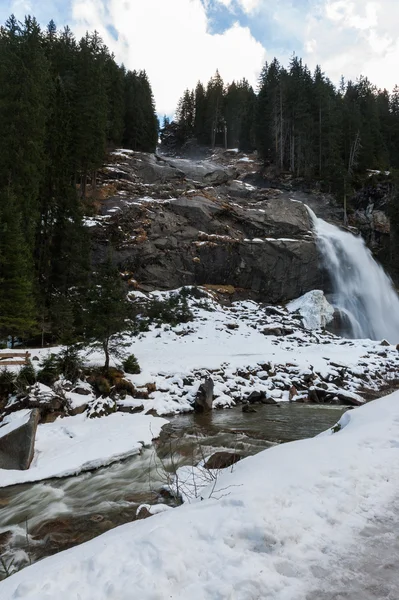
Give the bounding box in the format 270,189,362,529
0,409,31,438
2,392,399,600
2,290,397,420
287,290,335,330
0,413,167,488
99,291,398,416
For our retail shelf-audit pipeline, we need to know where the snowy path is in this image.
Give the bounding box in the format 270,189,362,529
307,499,399,600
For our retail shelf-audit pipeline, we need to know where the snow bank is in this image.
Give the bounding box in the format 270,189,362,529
2,392,399,599
0,409,31,438
0,413,167,488
287,289,335,329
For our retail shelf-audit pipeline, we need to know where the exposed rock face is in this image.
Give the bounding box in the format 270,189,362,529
0,409,40,470
194,377,214,412
92,150,323,303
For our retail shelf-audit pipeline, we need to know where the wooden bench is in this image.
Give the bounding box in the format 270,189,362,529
0,351,31,366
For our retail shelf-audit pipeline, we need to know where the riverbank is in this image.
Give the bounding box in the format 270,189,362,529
0,403,344,574
1,390,399,599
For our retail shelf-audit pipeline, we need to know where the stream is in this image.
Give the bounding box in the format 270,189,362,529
0,404,346,576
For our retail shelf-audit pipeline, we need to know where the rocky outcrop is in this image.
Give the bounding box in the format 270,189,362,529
0,409,40,470
194,378,214,412
92,151,323,303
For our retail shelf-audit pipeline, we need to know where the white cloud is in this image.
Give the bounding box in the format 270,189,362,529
215,0,233,7
71,0,266,116
301,0,399,89
11,0,33,13
237,0,262,14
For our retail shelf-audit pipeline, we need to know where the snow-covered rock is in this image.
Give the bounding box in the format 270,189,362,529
0,412,168,488
287,289,335,329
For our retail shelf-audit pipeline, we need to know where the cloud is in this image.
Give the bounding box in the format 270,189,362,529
300,0,399,89
237,0,262,14
71,0,266,116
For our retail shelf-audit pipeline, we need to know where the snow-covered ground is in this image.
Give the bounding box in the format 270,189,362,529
114,291,399,415
2,391,399,599
1,289,398,490
0,412,167,488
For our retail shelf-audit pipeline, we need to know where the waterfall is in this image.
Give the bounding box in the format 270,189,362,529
308,207,399,342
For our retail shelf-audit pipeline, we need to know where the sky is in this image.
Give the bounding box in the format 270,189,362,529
1,0,399,117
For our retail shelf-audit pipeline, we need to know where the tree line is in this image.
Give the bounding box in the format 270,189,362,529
168,57,399,196
0,15,158,348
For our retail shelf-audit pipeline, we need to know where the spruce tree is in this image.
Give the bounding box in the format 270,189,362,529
84,253,131,372
0,191,36,344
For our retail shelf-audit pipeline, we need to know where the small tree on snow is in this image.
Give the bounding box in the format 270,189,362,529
84,254,131,372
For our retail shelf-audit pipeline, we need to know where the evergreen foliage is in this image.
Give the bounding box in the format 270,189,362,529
0,14,158,347
170,59,399,201
84,253,132,372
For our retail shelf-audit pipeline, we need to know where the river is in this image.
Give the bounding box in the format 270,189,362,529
0,403,345,576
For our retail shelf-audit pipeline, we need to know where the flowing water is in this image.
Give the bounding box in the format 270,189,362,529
0,404,345,574
309,208,399,342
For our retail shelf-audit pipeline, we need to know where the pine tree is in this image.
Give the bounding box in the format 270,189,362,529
123,70,158,152
0,191,36,344
84,253,131,372
194,81,208,144
206,70,225,148
73,31,108,197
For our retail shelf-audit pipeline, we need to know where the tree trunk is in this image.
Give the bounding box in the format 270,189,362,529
103,340,110,373
279,87,284,169
81,173,87,198
319,105,322,175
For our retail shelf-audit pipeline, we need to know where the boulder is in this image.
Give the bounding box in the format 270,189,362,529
242,404,257,413
204,452,242,470
164,157,236,185
168,196,222,230
194,377,214,412
72,387,92,396
247,391,266,404
0,409,40,470
287,290,335,330
260,397,278,405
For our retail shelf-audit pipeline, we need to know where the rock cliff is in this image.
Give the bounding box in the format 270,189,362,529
89,149,324,302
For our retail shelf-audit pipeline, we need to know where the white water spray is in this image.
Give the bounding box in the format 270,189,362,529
308,207,399,342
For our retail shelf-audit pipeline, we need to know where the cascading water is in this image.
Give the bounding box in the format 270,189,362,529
308,207,399,342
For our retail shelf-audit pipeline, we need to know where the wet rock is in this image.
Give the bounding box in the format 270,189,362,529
307,388,320,404
0,408,40,470
260,397,278,405
242,404,257,413
136,505,152,520
204,452,242,470
289,385,298,401
0,530,12,548
247,390,266,404
194,377,214,412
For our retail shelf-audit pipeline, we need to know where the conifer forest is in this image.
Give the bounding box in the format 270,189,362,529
2,14,399,346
